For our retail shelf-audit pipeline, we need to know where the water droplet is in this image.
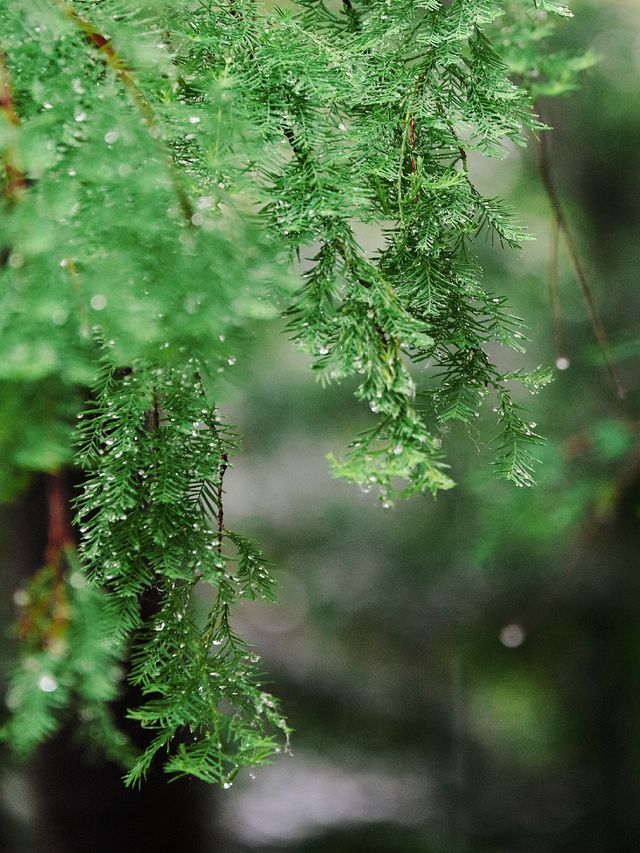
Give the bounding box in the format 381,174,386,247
38,674,58,693
13,589,29,607
318,345,329,355
74,111,87,122
555,356,570,371
499,623,525,648
90,294,107,310
104,130,119,144
189,115,200,124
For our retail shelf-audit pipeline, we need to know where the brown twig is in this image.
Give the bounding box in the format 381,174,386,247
537,121,625,399
45,472,76,571
409,116,417,174
216,453,229,553
547,215,568,364
0,51,28,200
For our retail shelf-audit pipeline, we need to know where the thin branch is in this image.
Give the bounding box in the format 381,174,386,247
537,121,625,399
45,472,76,571
547,215,568,365
216,452,229,553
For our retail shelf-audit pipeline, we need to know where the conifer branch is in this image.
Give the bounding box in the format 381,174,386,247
53,0,195,223
0,0,591,782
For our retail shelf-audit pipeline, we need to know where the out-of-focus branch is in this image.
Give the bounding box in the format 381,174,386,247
537,119,625,399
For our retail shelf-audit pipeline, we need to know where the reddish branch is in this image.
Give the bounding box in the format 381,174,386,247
17,474,74,646
45,472,76,570
0,53,19,126
0,51,28,200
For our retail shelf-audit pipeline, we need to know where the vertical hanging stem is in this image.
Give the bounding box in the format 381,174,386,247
537,122,625,399
44,472,75,571
548,215,567,363
216,453,228,553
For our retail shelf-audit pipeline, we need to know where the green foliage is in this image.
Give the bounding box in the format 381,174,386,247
76,361,289,786
0,0,579,785
0,550,131,764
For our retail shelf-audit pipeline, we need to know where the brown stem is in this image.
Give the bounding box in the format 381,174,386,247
0,50,28,200
216,452,228,553
0,51,19,126
409,116,416,174
548,215,567,363
45,472,75,570
150,393,160,432
537,122,625,399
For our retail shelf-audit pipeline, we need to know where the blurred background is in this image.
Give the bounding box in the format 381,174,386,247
1,0,640,850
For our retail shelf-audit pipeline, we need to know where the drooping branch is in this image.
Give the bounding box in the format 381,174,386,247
547,215,568,366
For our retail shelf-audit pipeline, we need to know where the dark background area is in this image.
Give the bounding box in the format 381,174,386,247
1,0,640,850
